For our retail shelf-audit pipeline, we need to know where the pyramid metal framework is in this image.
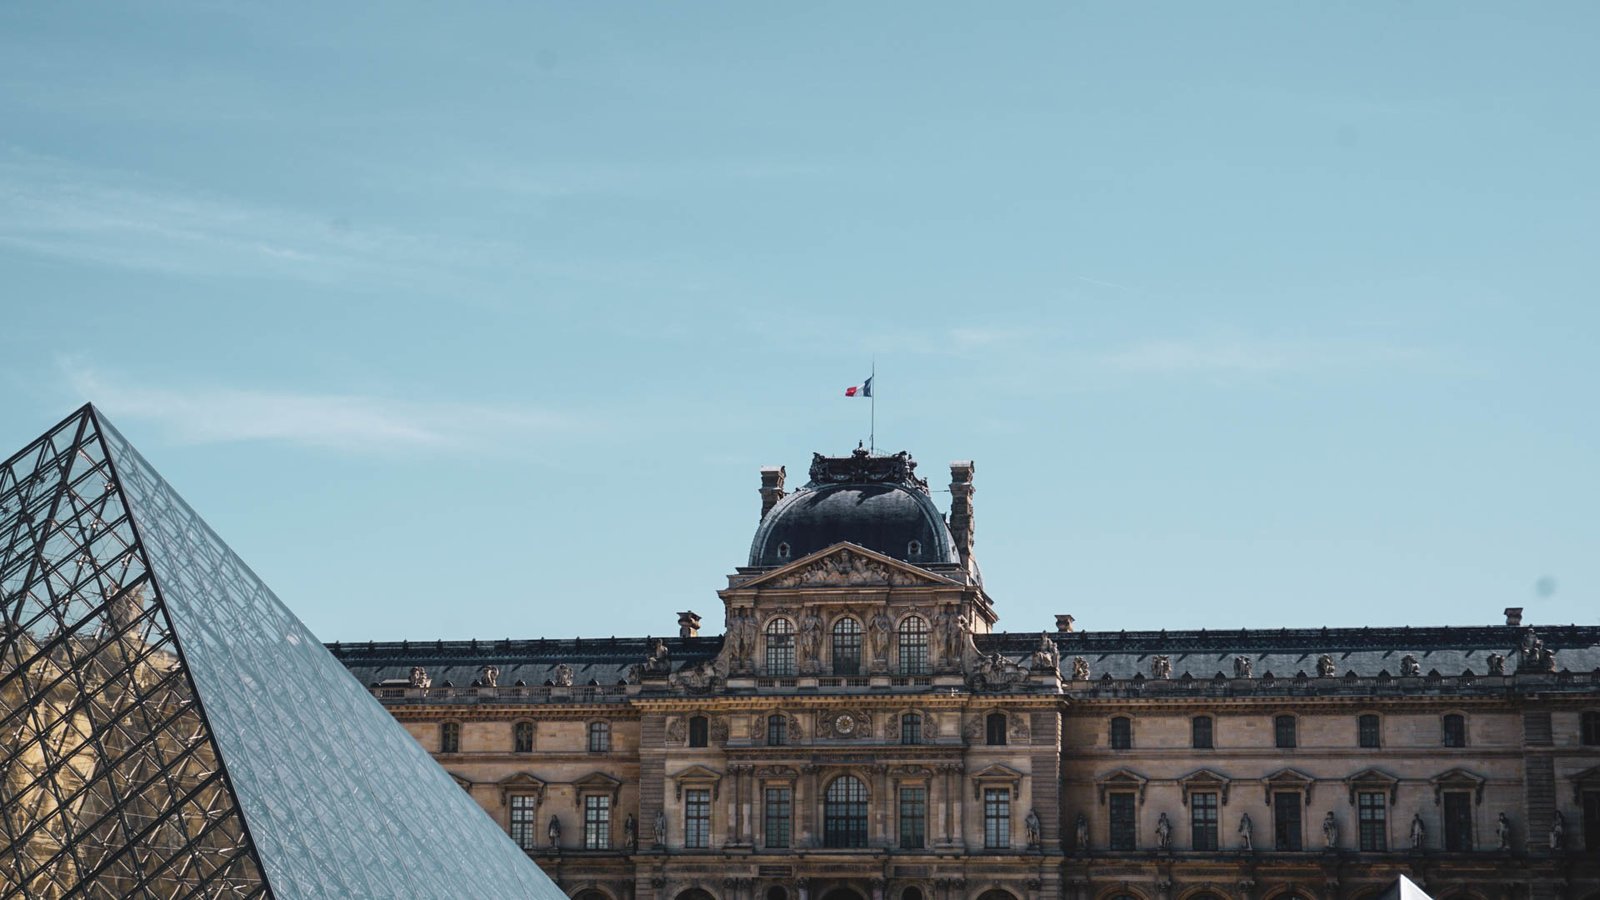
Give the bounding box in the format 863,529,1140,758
0,405,564,899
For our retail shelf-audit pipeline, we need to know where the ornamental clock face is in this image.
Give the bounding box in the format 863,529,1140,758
833,713,855,735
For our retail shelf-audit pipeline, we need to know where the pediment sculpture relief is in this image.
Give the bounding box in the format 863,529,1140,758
768,548,931,589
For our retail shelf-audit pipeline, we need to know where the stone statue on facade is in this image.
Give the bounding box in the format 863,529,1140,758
725,609,756,669
1151,654,1172,679
1322,811,1338,849
935,605,965,667
1410,813,1426,850
624,813,638,852
1025,809,1041,849
1487,652,1506,676
645,638,672,676
1075,813,1089,850
869,608,893,665
1030,633,1059,673
547,815,561,847
1496,812,1512,850
1517,630,1557,673
477,665,499,687
1155,812,1172,850
1071,656,1090,681
1238,812,1254,851
552,663,574,687
408,665,431,689
1234,656,1253,679
798,609,825,673
1550,810,1565,850
1316,654,1336,677
1400,654,1421,677
653,808,668,848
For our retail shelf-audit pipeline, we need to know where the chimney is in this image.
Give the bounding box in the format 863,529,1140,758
677,611,701,639
949,461,975,563
1504,607,1523,627
1055,614,1076,633
759,466,787,520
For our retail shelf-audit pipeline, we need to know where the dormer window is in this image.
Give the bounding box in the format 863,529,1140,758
776,542,791,560
906,540,922,557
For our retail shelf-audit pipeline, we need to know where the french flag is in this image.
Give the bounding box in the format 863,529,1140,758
844,376,873,398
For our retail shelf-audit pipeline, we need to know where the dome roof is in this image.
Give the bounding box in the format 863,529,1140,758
748,449,959,568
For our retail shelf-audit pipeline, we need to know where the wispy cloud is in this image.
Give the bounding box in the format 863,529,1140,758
1096,335,1433,376
63,363,580,455
0,150,509,284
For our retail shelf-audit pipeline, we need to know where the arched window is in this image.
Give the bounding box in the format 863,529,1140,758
776,542,791,560
767,714,787,746
439,721,460,753
513,721,534,753
832,617,862,676
1110,716,1132,750
906,540,923,557
1358,714,1380,748
765,618,795,676
1442,713,1466,747
901,712,922,745
897,615,929,675
986,712,1008,746
688,715,709,747
823,775,869,848
587,720,611,753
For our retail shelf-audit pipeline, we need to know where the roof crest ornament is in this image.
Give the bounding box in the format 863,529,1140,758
806,447,928,491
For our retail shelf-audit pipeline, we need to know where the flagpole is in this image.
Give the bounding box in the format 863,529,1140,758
869,359,876,455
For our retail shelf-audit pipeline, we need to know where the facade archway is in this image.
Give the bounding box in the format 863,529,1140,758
976,891,1018,900
820,889,867,900
572,891,612,900
676,890,717,900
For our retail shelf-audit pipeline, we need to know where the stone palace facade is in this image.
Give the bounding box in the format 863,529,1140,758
333,449,1600,900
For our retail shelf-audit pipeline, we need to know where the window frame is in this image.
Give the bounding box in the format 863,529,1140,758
1442,713,1467,748
831,617,863,676
440,721,461,754
1442,790,1473,851
587,720,611,753
1582,711,1600,746
764,786,792,849
901,712,922,745
985,712,1008,746
983,787,1011,849
1109,716,1132,751
1191,715,1214,750
509,793,539,850
513,720,535,754
583,794,611,850
766,714,787,747
1108,791,1137,850
684,787,713,849
688,715,709,748
1357,714,1381,749
1274,714,1297,750
1190,791,1219,851
823,775,870,849
897,615,929,675
899,785,927,849
1357,791,1387,852
1272,790,1303,851
765,617,796,676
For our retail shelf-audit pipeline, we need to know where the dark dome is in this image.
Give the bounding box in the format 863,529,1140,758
748,449,958,568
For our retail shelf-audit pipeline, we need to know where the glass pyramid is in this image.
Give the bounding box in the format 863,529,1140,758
0,405,564,899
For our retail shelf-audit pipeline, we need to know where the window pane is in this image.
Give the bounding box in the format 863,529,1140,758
832,618,862,676
589,721,610,752
1443,792,1472,851
1192,716,1213,749
1110,717,1131,750
1191,792,1218,851
1109,793,1136,850
824,777,869,848
898,616,928,675
899,787,927,849
584,795,611,850
1443,714,1466,748
689,716,708,748
514,722,534,753
509,795,538,850
1358,792,1386,851
1582,711,1600,746
766,619,795,676
685,789,712,849
986,713,1007,746
440,722,460,753
1275,715,1297,749
983,788,1011,849
767,715,786,747
1274,792,1302,851
764,787,792,849
1358,715,1380,749
901,713,922,745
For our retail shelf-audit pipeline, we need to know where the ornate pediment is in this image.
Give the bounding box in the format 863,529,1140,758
1344,767,1400,804
1261,767,1317,804
1096,767,1149,805
742,544,957,590
573,771,624,806
670,765,723,800
1569,765,1600,803
1178,768,1232,806
971,763,1025,800
1430,767,1486,804
497,771,546,803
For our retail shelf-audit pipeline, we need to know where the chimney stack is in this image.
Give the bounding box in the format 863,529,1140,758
949,461,975,564
677,611,701,639
1056,614,1076,633
1504,607,1523,627
759,466,787,520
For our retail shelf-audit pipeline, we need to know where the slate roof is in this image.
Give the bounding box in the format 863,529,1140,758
330,635,722,690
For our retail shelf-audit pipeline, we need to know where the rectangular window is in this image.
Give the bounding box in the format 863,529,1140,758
1357,791,1387,851
1192,716,1213,750
767,715,787,746
899,628,928,675
1274,715,1297,749
1583,711,1600,746
1442,714,1466,748
583,795,610,850
440,722,460,754
1358,715,1380,749
764,787,792,849
684,789,712,849
1582,790,1600,852
588,721,611,753
1190,792,1218,851
1109,792,1136,850
986,713,1008,746
901,714,922,745
983,788,1011,849
767,629,795,676
1443,791,1473,851
1109,717,1131,750
509,795,538,850
1273,791,1302,851
899,787,927,849
832,624,862,676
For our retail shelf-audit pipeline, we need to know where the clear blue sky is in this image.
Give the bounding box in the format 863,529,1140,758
2,3,1595,641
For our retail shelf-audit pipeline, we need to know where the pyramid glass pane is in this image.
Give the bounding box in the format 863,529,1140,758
2,406,563,899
